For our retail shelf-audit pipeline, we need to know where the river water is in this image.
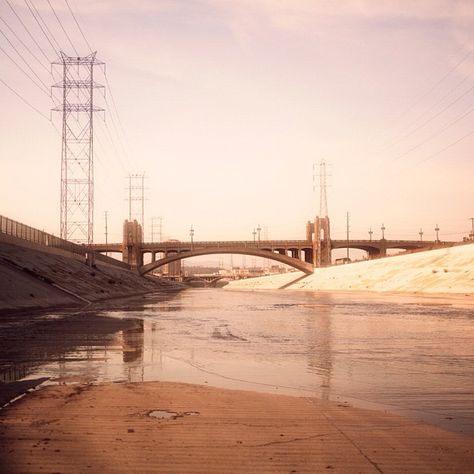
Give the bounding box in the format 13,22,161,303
1,288,474,435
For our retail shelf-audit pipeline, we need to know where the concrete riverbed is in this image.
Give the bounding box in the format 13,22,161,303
0,288,473,472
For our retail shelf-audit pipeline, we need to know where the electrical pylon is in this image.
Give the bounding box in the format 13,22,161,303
53,52,104,244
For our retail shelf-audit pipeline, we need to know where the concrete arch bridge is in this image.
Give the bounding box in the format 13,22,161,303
90,231,450,276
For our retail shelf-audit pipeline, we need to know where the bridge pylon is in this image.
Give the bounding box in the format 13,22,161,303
307,217,331,268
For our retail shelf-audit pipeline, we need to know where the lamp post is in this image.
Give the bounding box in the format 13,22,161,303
190,225,194,249
419,228,423,242
368,227,373,241
257,224,261,244
435,224,440,243
381,224,386,240
469,217,474,240
252,228,256,243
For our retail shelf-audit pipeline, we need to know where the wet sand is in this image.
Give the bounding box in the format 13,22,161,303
0,381,473,473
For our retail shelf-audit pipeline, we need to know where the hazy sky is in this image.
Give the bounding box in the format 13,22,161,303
1,0,474,247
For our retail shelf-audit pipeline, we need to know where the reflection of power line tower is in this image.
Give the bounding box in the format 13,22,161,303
127,173,146,235
53,52,104,244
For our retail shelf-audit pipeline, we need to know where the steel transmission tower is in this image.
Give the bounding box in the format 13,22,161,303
53,52,104,244
313,161,329,217
127,173,146,234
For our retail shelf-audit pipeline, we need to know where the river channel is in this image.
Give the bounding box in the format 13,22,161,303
1,288,473,436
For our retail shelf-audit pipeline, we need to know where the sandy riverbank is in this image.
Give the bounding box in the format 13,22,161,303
228,243,474,294
0,381,473,473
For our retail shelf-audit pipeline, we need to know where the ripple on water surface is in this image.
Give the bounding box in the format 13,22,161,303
1,289,473,435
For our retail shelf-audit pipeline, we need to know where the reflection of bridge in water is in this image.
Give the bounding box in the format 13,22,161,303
90,218,454,274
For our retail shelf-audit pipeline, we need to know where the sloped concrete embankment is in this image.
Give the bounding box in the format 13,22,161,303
228,243,474,294
0,239,178,313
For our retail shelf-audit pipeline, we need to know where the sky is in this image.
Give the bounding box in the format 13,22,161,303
1,0,474,255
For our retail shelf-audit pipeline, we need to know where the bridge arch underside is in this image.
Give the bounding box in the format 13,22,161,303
140,247,314,275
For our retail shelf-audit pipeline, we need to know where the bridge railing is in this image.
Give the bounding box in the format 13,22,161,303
0,215,130,270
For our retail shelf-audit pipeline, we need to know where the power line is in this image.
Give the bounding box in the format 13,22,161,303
0,44,51,96
0,76,50,120
24,0,61,54
3,0,53,62
388,101,474,165
63,0,92,52
413,127,474,169
0,25,51,92
0,14,50,73
369,40,474,153
45,0,78,56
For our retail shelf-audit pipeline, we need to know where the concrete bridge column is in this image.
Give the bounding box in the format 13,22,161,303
151,252,156,263
291,249,300,259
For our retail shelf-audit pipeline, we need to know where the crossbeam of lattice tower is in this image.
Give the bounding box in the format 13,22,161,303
53,52,104,244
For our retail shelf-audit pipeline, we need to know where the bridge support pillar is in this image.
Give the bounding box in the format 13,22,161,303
304,248,313,263
122,220,143,269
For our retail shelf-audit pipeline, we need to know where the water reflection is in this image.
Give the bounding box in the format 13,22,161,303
303,300,333,400
1,289,473,436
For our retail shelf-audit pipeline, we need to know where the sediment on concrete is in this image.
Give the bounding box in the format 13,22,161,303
0,240,181,313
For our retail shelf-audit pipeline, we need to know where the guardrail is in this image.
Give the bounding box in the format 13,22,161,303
0,215,130,270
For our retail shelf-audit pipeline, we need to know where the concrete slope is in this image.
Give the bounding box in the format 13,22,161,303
227,271,305,290
0,241,179,312
227,243,474,295
291,243,474,294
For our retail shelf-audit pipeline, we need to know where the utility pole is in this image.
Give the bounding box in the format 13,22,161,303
257,224,261,244
435,224,440,242
368,227,373,241
419,228,423,242
252,228,256,243
381,224,386,240
346,212,350,261
53,52,104,244
104,211,108,256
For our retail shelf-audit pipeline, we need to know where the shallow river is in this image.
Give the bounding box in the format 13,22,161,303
2,288,474,435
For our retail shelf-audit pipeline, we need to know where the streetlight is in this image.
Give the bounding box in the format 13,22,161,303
435,224,440,242
469,217,474,240
252,228,256,243
419,228,423,242
189,225,194,249
257,224,262,244
368,228,373,241
381,224,386,240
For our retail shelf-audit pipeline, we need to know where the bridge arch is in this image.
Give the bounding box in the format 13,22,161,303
139,246,313,275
